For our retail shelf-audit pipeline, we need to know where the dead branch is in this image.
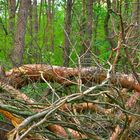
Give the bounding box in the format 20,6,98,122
0,64,140,139
110,91,140,139
0,80,34,104
61,102,112,114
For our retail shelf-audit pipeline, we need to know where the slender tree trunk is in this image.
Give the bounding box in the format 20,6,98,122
33,0,39,62
51,0,54,51
8,0,16,35
46,0,54,52
10,0,30,67
39,0,44,29
27,0,33,63
93,3,99,54
33,0,38,34
4,0,8,35
104,0,116,49
28,0,39,63
29,0,33,40
125,0,140,64
128,0,140,68
80,0,86,65
131,0,140,44
83,0,93,67
63,0,73,66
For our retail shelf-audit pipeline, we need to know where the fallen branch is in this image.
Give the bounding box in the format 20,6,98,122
11,70,110,140
110,91,140,140
0,64,140,139
0,80,34,103
61,102,112,114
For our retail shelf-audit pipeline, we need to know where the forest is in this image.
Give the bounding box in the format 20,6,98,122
0,0,140,139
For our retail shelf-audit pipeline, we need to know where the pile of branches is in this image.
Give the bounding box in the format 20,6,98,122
0,64,140,140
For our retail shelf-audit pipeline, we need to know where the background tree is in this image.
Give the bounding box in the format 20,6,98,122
84,0,93,66
79,0,93,67
63,0,73,66
8,0,16,35
46,0,54,52
10,0,31,66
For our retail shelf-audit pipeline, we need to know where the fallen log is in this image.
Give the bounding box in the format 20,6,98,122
0,64,139,92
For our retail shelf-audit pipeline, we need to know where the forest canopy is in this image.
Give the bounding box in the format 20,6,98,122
0,0,140,139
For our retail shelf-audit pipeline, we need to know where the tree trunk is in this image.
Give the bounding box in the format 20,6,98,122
46,0,54,52
33,0,38,34
123,0,140,81
8,0,16,35
84,0,93,67
80,0,93,67
1,64,140,93
80,0,86,65
28,0,39,63
104,0,116,49
39,0,44,29
63,0,73,66
33,0,39,62
28,0,33,64
10,0,30,67
130,0,140,47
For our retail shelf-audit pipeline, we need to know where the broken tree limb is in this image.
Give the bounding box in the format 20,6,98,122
9,76,109,140
110,91,140,140
0,64,140,139
0,80,34,103
61,102,112,114
1,64,140,92
0,77,104,139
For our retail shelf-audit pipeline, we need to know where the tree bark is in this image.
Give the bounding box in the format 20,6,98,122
80,0,93,67
8,0,16,35
84,0,93,66
28,0,33,64
46,0,54,52
104,0,116,49
27,0,39,63
33,0,38,34
1,64,139,92
33,0,39,62
63,0,73,66
10,0,30,67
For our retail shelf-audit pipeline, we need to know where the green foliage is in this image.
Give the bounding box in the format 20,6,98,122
0,1,113,66
0,114,4,121
21,83,49,100
0,1,138,68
